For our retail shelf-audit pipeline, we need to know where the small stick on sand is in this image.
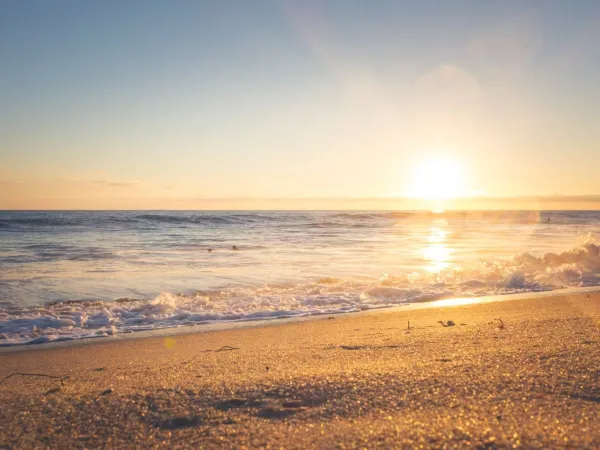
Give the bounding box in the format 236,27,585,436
0,372,66,387
215,345,239,352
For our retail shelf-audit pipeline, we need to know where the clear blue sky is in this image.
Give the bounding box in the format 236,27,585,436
2,0,600,209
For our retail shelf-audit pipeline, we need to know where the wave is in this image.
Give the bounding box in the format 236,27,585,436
0,216,79,227
285,221,376,229
2,241,600,347
332,210,563,223
3,211,600,232
137,214,241,225
333,212,413,220
3,244,116,263
0,212,295,229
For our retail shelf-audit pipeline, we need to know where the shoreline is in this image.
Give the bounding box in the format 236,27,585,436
1,291,598,448
2,285,600,354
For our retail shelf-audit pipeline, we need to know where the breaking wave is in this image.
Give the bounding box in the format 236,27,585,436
2,241,600,347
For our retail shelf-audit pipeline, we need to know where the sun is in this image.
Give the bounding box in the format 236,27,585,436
407,155,468,200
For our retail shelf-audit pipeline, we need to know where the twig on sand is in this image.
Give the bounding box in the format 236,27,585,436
214,345,239,352
201,345,240,353
488,318,505,329
0,372,67,387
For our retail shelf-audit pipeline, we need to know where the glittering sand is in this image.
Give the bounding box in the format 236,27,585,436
1,293,599,448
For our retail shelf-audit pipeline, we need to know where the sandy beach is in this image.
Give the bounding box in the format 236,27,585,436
4,0,600,448
1,292,599,449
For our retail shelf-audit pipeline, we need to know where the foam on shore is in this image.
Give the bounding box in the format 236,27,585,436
2,241,600,346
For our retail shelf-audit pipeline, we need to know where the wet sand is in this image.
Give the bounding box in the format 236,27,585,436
1,293,599,448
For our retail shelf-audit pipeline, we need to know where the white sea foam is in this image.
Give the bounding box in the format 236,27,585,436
2,241,600,346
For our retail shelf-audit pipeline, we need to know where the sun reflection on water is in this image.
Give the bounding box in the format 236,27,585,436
423,226,451,273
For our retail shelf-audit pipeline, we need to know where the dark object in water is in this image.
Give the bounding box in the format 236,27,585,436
207,248,212,252
232,245,239,251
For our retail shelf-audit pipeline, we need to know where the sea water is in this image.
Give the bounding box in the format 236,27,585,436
1,210,599,346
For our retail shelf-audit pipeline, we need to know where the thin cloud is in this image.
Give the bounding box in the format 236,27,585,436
160,194,600,203
91,180,146,188
56,177,146,188
470,194,600,204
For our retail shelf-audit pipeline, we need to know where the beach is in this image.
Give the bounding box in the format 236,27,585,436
4,0,600,448
1,292,598,448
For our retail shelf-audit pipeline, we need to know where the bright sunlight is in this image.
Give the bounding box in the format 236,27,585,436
407,155,468,200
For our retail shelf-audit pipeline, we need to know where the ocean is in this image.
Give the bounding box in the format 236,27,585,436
1,210,599,346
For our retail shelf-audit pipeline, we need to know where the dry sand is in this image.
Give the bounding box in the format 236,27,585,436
1,292,599,449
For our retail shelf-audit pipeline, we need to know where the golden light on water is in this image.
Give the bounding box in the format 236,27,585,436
408,155,468,201
423,244,451,273
423,226,451,273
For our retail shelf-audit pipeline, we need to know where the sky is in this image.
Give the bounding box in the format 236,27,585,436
1,0,600,210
